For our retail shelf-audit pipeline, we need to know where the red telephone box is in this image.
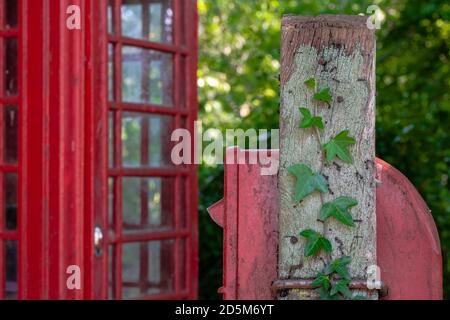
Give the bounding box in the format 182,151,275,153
0,0,198,300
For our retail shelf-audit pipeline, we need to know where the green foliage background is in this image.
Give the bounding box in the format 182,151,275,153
198,0,450,299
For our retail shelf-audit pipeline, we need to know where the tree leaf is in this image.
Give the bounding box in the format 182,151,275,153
314,87,332,103
288,164,328,202
300,229,332,257
304,78,317,90
323,130,356,164
299,107,324,129
325,256,352,280
312,272,331,292
330,279,352,298
320,196,358,227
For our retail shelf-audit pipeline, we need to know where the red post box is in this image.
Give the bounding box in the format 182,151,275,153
208,147,442,300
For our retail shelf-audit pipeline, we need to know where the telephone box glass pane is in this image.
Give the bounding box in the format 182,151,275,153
121,112,174,168
5,240,18,299
108,111,114,167
180,177,187,229
121,0,173,43
5,38,18,96
5,0,18,29
4,173,17,231
107,0,114,34
108,44,114,101
122,177,175,234
108,245,115,299
108,177,114,229
122,239,175,298
4,106,18,164
179,238,187,291
122,46,173,106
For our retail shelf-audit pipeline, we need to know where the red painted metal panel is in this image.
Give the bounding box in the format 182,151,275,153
209,148,443,300
47,0,87,300
86,0,109,300
22,0,48,300
236,149,278,299
209,148,279,300
376,159,442,300
22,0,85,300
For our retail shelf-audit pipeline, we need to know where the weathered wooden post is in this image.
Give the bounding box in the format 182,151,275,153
278,15,377,299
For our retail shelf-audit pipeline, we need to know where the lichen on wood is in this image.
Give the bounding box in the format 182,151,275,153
278,15,376,300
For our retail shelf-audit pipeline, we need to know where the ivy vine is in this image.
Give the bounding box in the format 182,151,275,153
287,77,362,300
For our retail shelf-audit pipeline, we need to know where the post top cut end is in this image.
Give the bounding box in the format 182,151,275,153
280,14,375,86
282,14,373,32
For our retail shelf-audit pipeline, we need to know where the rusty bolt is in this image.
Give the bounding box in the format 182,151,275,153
279,290,289,298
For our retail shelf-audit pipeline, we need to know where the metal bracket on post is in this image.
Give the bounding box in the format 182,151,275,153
271,279,388,299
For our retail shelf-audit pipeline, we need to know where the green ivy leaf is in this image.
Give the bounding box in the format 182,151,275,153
320,197,358,227
300,229,332,257
314,87,332,103
288,164,328,202
323,130,356,164
299,107,324,129
304,78,317,90
330,279,352,298
325,256,352,280
312,272,331,292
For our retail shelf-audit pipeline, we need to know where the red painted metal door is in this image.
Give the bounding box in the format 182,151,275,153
91,0,199,300
0,0,198,300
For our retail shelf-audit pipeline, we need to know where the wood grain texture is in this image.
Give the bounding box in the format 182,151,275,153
278,15,376,299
